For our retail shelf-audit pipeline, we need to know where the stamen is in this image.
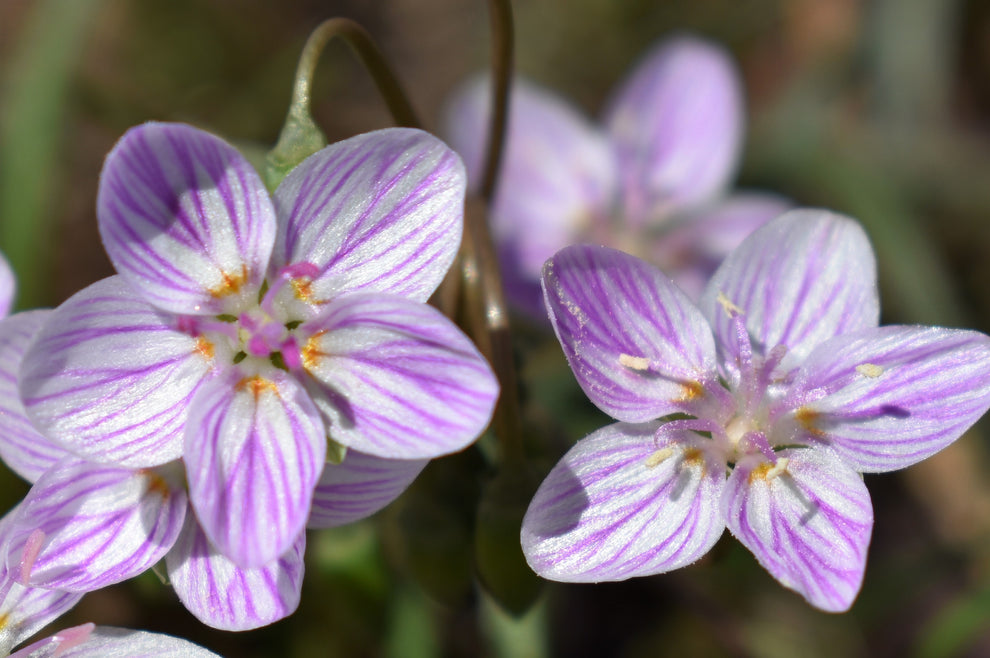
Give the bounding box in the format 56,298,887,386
856,363,884,378
741,430,777,462
280,336,303,371
644,447,675,468
19,529,46,585
261,262,322,314
765,457,790,480
716,291,743,318
619,353,651,371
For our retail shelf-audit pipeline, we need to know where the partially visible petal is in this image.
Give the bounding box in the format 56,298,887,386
0,583,82,656
20,277,213,468
185,369,325,568
786,326,990,472
542,245,717,423
651,192,791,300
4,458,186,592
166,515,305,632
0,311,70,482
303,294,497,459
308,450,427,529
98,122,275,315
0,507,82,656
11,625,222,658
699,209,879,372
604,36,743,225
445,77,615,280
271,128,465,303
0,251,14,317
724,448,873,612
521,422,725,581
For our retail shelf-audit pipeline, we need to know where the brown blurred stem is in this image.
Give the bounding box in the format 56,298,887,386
480,0,513,203
468,0,524,466
291,18,421,128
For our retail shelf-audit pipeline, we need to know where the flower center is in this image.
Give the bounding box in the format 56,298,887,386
182,263,321,373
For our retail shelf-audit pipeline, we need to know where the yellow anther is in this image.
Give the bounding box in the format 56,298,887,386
716,291,743,317
644,447,674,468
856,363,884,378
765,457,790,480
619,353,651,371
209,264,249,299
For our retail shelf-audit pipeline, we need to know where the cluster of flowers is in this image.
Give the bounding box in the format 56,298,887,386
0,123,499,650
446,36,990,611
1,31,988,655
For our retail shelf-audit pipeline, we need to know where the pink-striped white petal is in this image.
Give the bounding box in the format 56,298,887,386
0,311,70,483
445,76,615,280
788,326,990,473
0,583,82,656
0,252,14,318
604,36,743,225
650,192,791,300
308,450,427,529
543,245,717,423
270,128,465,304
3,458,186,592
98,122,275,315
9,625,222,658
521,422,725,581
302,293,497,459
166,514,305,631
19,277,214,468
699,209,879,373
723,448,873,612
184,369,325,568
0,508,82,656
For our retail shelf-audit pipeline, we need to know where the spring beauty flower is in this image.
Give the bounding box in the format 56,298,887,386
522,209,990,611
445,35,790,315
5,123,496,627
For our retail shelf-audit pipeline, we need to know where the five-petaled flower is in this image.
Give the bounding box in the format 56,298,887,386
4,123,497,628
445,35,790,316
522,209,990,611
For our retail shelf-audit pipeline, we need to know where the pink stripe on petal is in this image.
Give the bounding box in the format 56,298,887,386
308,450,427,529
3,458,187,592
723,448,873,612
522,422,725,581
98,122,275,315
20,277,213,468
302,294,497,459
184,369,325,568
271,128,465,303
0,506,83,655
543,245,718,423
0,580,82,655
788,326,990,472
0,311,70,483
700,209,879,373
166,514,305,632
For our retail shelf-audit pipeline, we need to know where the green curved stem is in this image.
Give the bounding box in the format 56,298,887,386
291,18,420,129
266,18,420,189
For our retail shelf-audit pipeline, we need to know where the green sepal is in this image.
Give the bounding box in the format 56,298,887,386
474,467,543,616
326,436,348,465
264,107,326,192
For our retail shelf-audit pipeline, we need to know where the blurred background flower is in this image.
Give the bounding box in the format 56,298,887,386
4,0,990,656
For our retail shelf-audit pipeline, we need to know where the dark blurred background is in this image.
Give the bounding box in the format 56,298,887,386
4,1,990,656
